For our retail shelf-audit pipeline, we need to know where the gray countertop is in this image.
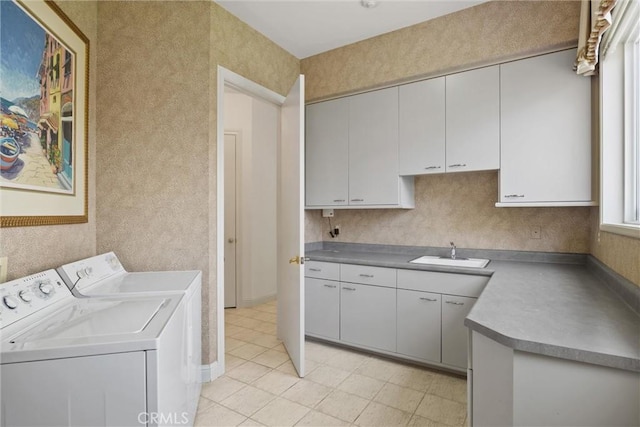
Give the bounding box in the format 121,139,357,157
306,247,640,372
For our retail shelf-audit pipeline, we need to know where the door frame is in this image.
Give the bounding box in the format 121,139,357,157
223,131,239,309
215,66,286,379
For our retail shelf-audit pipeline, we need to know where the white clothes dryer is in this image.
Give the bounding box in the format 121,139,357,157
0,269,190,427
57,252,202,412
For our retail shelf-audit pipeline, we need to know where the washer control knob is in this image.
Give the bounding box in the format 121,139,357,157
3,296,18,309
39,282,54,295
19,291,33,302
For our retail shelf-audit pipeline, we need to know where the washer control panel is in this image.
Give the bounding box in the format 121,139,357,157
0,269,71,328
57,252,125,294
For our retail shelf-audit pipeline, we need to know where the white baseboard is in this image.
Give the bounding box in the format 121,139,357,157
237,294,276,308
200,361,222,383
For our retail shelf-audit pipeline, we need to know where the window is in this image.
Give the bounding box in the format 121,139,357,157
600,1,640,238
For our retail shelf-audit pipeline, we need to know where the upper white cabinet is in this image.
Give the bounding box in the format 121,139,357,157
305,87,414,209
398,78,446,175
445,65,500,173
499,49,593,206
305,99,349,207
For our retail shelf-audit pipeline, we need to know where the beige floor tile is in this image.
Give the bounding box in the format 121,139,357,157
201,376,245,403
407,414,451,427
226,337,248,352
388,366,438,392
305,341,337,363
198,396,217,412
324,349,369,372
252,311,277,323
251,397,310,426
353,357,404,382
238,419,264,426
295,410,349,426
374,382,425,413
281,379,332,408
220,385,276,417
236,317,264,330
272,343,288,353
258,305,278,314
251,333,282,349
229,343,268,360
195,402,247,427
415,394,466,426
252,349,291,368
355,401,412,426
229,327,264,342
226,361,271,384
232,308,263,319
226,324,247,336
275,359,298,376
225,354,246,370
337,373,385,400
252,370,300,395
305,365,351,388
428,374,467,403
255,322,277,334
315,390,369,423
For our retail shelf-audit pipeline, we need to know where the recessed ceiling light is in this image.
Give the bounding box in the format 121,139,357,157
361,0,378,9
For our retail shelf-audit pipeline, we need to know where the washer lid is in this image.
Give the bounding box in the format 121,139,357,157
1,295,182,364
81,271,200,296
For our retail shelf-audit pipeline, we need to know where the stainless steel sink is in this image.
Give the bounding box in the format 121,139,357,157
409,255,490,268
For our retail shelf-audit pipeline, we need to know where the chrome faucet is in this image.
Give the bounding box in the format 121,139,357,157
450,242,456,259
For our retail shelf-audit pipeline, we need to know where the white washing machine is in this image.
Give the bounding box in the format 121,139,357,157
56,252,202,411
0,269,190,426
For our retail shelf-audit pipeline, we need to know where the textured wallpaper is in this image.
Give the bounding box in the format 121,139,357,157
0,1,98,280
306,172,591,253
301,1,580,102
96,1,299,366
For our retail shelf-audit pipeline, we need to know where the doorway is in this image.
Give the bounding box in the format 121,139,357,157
215,67,305,380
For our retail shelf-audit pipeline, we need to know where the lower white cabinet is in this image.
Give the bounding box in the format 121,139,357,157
442,295,475,369
397,289,441,363
340,283,396,352
305,278,340,340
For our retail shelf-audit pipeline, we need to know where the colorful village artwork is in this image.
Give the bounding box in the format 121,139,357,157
0,1,75,194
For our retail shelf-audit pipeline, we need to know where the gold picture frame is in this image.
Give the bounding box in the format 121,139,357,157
0,0,89,227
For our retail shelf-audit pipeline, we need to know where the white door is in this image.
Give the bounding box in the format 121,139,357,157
277,75,305,377
224,133,237,308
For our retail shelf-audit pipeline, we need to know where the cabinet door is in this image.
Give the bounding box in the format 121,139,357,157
399,78,446,175
305,99,349,206
305,278,340,340
500,49,591,203
340,283,396,352
441,294,475,369
445,66,500,173
397,289,441,363
348,87,400,205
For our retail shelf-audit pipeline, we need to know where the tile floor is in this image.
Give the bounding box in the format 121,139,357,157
196,300,468,427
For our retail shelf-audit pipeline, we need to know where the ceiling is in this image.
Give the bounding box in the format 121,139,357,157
216,1,486,59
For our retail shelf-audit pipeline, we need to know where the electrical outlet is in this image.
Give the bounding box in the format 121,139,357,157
530,226,541,239
0,257,7,283
334,225,340,236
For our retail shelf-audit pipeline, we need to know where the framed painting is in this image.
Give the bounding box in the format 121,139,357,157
0,0,88,227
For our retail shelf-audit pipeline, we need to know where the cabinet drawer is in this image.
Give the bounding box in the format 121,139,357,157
340,264,396,288
305,261,340,280
397,269,488,297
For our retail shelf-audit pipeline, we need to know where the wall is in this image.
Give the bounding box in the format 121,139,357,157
302,0,591,255
96,1,299,366
224,92,279,306
302,0,581,102
0,1,98,280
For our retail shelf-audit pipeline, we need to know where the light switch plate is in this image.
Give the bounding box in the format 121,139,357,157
0,257,7,283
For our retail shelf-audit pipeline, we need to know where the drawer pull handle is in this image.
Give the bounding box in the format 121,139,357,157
359,274,374,278
419,297,438,302
424,166,441,170
343,287,356,291
504,194,525,198
351,198,364,202
445,301,465,306
448,163,467,168
333,199,345,202
309,268,321,272
324,284,337,288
